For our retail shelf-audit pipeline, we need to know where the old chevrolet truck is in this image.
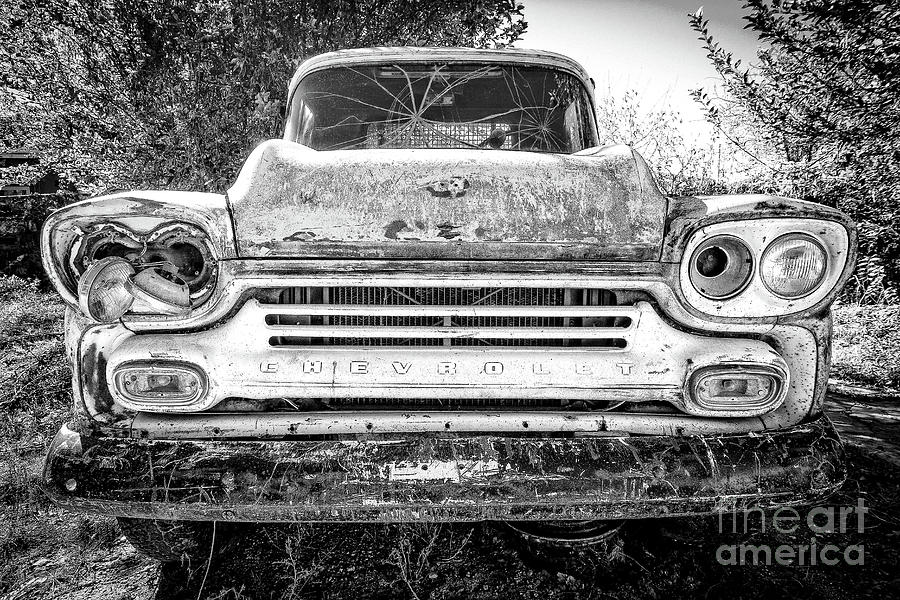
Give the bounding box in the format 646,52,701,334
40,47,854,559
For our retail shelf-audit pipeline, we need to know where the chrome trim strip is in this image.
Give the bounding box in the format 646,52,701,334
261,303,637,318
131,410,774,438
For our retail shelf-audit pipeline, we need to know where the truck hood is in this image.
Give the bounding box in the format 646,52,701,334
227,140,667,260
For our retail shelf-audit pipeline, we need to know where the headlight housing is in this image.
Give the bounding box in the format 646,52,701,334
71,222,217,304
760,234,827,299
688,235,753,300
680,218,850,318
63,221,218,321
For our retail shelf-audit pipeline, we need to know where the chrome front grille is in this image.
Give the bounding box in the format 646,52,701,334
265,286,638,348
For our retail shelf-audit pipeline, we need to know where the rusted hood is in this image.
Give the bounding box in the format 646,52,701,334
227,140,667,260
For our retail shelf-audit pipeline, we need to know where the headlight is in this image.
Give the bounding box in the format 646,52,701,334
125,264,191,315
688,235,753,299
77,257,135,322
760,234,827,298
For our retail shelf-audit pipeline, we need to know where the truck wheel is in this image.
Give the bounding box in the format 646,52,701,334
506,519,623,548
117,517,214,563
506,520,625,578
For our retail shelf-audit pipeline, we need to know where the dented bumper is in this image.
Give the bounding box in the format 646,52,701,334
42,415,845,522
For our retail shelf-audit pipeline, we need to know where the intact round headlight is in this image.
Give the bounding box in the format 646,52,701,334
688,235,753,299
760,234,827,298
77,256,135,322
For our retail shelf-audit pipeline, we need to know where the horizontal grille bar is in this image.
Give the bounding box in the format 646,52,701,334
280,286,580,306
265,325,631,339
269,338,627,348
322,398,566,410
261,304,636,317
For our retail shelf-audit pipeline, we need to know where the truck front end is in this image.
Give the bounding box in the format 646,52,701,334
39,48,854,530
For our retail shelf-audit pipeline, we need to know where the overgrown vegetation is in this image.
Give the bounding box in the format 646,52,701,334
0,276,158,598
0,276,68,437
0,0,526,195
832,303,900,389
690,0,900,303
594,89,763,197
0,276,96,595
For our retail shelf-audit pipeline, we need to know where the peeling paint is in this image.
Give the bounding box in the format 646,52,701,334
227,142,667,260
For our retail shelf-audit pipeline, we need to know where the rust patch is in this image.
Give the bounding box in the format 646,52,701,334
383,220,409,240
283,230,317,242
425,176,470,198
43,416,845,522
436,222,461,240
227,141,668,260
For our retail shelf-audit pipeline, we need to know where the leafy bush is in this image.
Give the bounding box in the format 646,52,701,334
594,88,774,197
0,0,527,195
690,1,900,302
832,303,900,389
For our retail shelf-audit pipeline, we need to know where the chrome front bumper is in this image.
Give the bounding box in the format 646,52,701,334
43,414,845,522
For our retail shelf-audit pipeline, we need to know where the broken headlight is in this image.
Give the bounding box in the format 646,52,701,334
77,256,136,322
71,222,217,320
688,235,753,300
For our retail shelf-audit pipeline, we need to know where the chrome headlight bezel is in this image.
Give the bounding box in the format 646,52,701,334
688,234,754,300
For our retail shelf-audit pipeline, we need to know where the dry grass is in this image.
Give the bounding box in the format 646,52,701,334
832,303,900,390
0,275,119,597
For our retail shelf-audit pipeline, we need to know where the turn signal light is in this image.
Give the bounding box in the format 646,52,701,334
688,366,786,413
113,363,206,410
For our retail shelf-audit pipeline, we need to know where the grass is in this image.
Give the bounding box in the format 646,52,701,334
832,302,900,390
0,275,70,573
0,276,150,597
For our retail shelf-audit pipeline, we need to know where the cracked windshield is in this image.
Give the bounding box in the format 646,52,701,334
290,63,597,153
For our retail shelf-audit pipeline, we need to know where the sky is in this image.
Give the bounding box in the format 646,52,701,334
517,0,760,137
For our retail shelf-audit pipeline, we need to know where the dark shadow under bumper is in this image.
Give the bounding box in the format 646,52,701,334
42,415,846,522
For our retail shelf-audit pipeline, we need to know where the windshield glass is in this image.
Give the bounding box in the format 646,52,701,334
288,63,597,153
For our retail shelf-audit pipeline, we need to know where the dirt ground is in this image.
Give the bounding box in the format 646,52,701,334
3,394,899,600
